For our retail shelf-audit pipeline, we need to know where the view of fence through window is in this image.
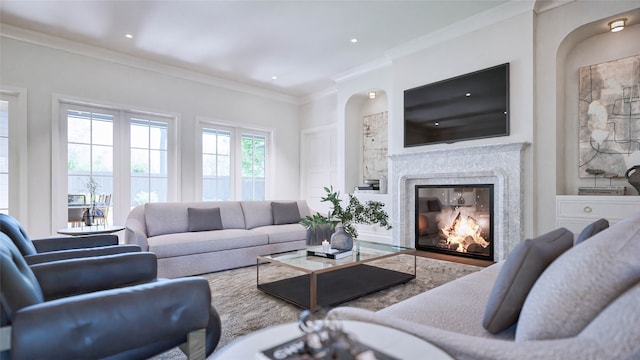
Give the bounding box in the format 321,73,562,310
131,118,168,207
0,100,8,214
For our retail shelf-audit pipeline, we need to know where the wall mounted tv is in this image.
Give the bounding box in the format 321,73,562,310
404,63,509,147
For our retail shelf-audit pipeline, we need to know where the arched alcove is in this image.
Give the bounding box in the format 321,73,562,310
344,90,389,192
555,9,640,195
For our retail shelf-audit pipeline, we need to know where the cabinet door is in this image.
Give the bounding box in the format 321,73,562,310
556,196,640,235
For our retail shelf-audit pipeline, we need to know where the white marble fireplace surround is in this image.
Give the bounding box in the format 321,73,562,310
389,142,529,262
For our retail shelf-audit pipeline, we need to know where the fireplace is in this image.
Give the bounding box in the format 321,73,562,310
415,184,493,261
390,142,529,262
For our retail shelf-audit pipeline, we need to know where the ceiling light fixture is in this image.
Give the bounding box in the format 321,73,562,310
271,76,278,80
125,34,133,39
609,18,626,32
368,91,376,99
351,38,358,43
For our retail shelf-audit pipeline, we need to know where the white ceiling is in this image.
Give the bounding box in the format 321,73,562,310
0,0,511,97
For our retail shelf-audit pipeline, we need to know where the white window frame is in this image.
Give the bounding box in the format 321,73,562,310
52,95,179,232
0,88,28,222
195,117,273,201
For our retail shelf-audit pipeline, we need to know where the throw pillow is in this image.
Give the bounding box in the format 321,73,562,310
482,227,574,334
187,207,223,232
271,202,301,225
574,218,609,245
516,212,640,341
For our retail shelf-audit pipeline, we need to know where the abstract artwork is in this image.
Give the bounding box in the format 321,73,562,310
363,111,388,180
579,55,640,178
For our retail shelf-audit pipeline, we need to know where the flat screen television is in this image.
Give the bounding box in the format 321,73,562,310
404,63,509,147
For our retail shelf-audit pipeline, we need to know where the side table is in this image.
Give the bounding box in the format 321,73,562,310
57,225,125,236
211,320,453,359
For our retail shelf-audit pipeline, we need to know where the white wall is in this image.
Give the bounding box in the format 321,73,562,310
299,91,338,129
1,36,301,237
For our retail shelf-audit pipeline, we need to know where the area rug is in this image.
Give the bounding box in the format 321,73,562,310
151,255,482,359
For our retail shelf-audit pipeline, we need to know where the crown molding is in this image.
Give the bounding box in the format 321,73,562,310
534,0,576,14
331,57,392,84
0,23,301,105
299,86,338,105
385,0,535,61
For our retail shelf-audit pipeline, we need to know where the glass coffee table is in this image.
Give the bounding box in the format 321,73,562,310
257,241,416,311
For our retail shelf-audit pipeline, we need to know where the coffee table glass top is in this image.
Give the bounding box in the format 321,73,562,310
258,240,414,273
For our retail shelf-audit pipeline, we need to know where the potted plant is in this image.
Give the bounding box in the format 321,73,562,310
300,186,392,249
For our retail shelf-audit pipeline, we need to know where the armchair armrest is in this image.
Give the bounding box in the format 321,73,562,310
32,234,118,252
31,252,158,300
10,278,211,360
24,244,141,265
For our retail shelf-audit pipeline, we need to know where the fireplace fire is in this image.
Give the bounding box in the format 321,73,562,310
415,184,493,260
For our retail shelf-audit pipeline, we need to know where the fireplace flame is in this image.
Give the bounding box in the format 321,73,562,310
440,212,489,252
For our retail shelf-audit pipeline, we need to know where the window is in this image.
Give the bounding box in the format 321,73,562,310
241,133,266,200
0,89,27,220
199,122,270,201
131,118,169,206
0,100,8,214
67,109,114,208
202,128,231,201
55,99,177,229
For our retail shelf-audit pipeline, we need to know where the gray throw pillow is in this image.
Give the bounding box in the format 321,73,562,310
187,207,223,232
271,202,301,225
482,227,574,334
574,218,609,245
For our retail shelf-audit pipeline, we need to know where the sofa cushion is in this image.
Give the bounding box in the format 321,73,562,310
516,212,640,341
187,207,223,232
251,224,307,244
148,229,269,258
482,227,573,334
574,218,608,245
271,202,301,225
378,263,510,339
241,201,274,229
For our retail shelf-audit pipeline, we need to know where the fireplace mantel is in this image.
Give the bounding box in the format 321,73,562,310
389,142,529,261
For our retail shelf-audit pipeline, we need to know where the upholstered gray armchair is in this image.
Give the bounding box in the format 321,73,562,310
0,233,222,359
0,213,140,264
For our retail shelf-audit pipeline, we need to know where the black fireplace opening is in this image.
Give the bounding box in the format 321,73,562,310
415,184,494,261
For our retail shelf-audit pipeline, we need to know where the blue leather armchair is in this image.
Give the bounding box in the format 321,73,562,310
0,233,222,359
0,213,140,264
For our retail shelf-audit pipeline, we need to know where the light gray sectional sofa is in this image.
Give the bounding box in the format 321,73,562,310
329,212,640,359
125,200,311,278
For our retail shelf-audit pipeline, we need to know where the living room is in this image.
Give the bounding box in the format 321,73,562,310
1,1,638,240
2,0,640,359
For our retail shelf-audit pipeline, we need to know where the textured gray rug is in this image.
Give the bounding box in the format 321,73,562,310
152,255,482,359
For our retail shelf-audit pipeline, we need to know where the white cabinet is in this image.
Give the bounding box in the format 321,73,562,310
352,192,392,245
556,195,640,235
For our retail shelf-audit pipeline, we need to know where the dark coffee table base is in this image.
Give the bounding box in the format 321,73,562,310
258,264,415,310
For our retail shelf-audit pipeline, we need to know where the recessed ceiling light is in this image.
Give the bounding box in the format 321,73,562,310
350,38,358,43
368,91,376,99
466,92,471,97
125,34,133,39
